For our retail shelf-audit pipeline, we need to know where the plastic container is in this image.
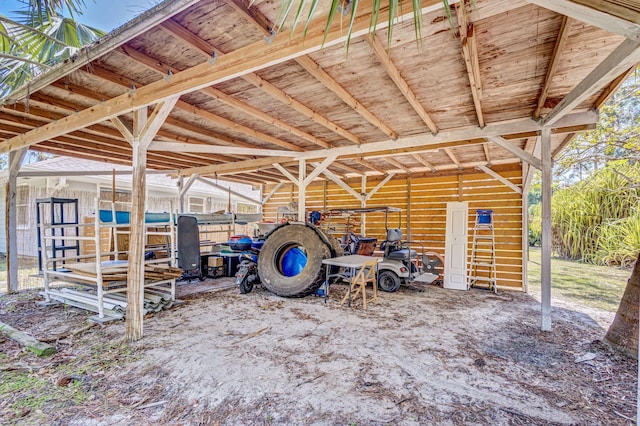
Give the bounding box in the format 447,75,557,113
476,210,493,224
228,235,252,251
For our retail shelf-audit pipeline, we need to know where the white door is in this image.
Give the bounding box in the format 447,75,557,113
444,201,469,290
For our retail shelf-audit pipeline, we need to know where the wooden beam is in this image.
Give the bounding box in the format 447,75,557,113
304,156,337,186
528,0,640,41
225,0,274,36
540,126,552,331
368,35,438,134
482,143,492,165
179,156,293,177
534,16,572,119
117,47,307,152
196,177,261,205
4,0,440,153
295,55,398,139
273,163,300,185
160,19,361,146
6,148,26,293
179,174,199,197
262,182,285,205
487,136,542,170
320,167,363,202
476,165,522,194
298,160,306,220
385,157,410,172
148,141,298,157
411,153,437,172
1,0,204,105
443,148,462,168
543,39,640,126
456,2,485,127
594,66,636,107
364,173,396,201
110,117,133,143
352,159,386,175
139,97,179,147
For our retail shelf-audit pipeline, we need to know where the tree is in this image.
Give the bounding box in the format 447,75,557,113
0,0,104,99
605,254,640,359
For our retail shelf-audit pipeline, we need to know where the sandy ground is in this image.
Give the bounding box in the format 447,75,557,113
0,278,637,425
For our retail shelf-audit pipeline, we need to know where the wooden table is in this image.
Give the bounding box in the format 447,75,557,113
321,255,381,306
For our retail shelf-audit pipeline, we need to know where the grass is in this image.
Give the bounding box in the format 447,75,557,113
527,247,632,313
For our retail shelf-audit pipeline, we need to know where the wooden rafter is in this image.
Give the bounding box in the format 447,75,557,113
367,35,438,134
482,143,491,165
456,2,485,127
411,153,437,172
595,66,636,107
443,148,462,168
159,19,361,146
528,0,640,41
384,157,410,172
4,0,440,153
295,55,398,140
534,16,572,119
223,0,398,141
543,38,640,126
118,47,310,151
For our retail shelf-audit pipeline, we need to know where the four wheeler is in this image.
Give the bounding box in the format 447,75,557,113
236,249,260,294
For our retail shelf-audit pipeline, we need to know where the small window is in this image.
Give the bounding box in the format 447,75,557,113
99,188,132,211
16,185,30,228
188,196,205,213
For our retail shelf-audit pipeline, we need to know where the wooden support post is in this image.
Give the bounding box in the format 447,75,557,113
122,97,178,341
458,174,464,201
178,176,184,213
522,188,529,293
407,174,412,241
361,175,367,234
323,180,327,213
541,127,552,331
5,148,26,293
298,159,306,221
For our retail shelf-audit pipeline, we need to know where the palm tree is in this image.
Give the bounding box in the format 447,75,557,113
0,0,104,99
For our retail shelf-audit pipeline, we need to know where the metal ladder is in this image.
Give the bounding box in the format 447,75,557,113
468,210,497,293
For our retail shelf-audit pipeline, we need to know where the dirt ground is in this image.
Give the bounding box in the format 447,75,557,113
0,278,637,425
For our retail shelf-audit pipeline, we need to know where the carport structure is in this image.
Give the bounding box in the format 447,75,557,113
1,0,638,339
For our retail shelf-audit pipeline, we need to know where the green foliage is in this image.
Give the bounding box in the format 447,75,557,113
532,162,640,266
0,1,104,100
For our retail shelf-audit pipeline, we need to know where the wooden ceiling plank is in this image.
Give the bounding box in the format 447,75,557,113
118,47,310,151
158,20,361,145
528,0,640,41
534,16,572,119
5,0,443,153
295,55,398,140
368,35,438,134
543,38,640,126
456,2,485,127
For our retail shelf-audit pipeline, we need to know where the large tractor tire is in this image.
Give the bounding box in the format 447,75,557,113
258,223,332,297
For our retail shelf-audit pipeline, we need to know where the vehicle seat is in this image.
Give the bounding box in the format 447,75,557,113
383,229,417,260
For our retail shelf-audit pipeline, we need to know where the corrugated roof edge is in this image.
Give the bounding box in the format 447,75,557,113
1,0,202,106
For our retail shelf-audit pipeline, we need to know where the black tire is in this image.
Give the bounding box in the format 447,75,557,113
378,270,401,292
238,275,254,294
258,223,331,297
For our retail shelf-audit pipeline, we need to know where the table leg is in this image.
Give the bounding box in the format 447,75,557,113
348,266,353,307
324,264,329,304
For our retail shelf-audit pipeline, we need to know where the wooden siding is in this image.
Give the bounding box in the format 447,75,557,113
263,165,524,290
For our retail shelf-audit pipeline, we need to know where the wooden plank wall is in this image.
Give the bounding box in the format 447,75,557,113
263,164,524,290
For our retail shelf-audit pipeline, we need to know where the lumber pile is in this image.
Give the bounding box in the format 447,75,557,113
63,262,182,283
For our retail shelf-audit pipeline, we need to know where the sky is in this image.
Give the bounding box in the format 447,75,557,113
0,0,160,32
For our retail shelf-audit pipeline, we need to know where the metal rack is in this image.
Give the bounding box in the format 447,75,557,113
36,198,80,272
